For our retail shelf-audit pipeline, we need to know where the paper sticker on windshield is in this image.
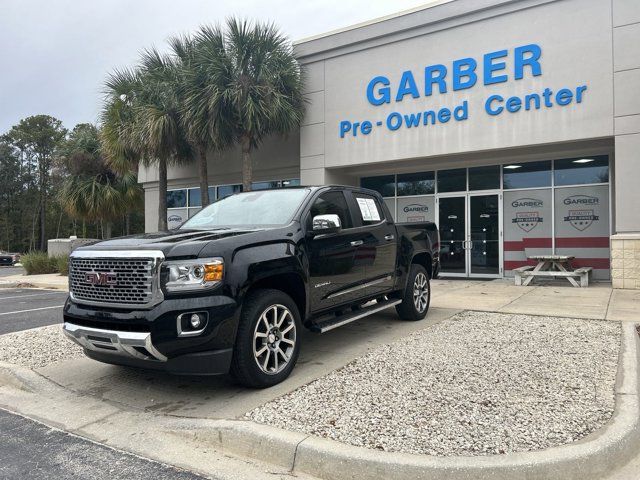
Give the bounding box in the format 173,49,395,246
366,199,380,221
356,197,380,222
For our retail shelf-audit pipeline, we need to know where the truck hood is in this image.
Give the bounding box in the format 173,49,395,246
72,229,263,258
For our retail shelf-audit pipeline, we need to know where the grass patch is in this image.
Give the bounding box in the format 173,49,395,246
53,255,69,276
21,252,69,276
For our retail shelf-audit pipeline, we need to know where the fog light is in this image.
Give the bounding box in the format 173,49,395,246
177,311,208,337
190,313,202,329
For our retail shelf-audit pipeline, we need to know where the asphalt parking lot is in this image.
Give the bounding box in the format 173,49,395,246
0,409,205,480
0,266,24,277
0,288,67,335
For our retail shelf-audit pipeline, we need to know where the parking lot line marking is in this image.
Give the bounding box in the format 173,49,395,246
0,293,64,301
0,305,65,316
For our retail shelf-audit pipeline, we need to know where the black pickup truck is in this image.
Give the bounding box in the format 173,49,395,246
63,186,439,387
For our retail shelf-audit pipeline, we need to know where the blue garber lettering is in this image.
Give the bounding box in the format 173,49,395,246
341,43,588,139
485,86,587,115
365,43,542,106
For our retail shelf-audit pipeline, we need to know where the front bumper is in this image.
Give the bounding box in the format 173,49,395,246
63,293,239,375
63,323,168,361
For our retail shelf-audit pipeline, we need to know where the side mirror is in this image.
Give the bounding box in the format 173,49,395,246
312,214,342,236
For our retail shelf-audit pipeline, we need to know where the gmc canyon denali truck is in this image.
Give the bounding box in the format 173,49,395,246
63,186,440,387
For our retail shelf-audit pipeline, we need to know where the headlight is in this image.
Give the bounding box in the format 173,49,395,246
163,257,224,293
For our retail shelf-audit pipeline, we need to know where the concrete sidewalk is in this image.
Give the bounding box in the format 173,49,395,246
431,279,637,321
0,273,68,290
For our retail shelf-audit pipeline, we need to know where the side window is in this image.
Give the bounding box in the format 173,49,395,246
309,191,353,229
353,193,385,225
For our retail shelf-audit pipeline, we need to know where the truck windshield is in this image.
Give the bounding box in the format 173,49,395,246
180,188,311,229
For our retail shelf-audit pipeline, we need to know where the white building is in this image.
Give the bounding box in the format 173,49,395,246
139,0,640,289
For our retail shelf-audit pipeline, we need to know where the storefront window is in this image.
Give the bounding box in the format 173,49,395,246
397,196,435,224
217,184,242,199
554,185,610,279
361,175,395,197
188,188,201,207
469,165,500,190
503,161,551,189
282,179,301,187
554,156,609,186
167,189,187,208
251,181,279,190
437,168,466,193
503,189,553,272
397,171,435,196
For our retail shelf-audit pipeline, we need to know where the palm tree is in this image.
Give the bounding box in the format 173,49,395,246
168,35,218,207
186,19,305,192
58,124,141,239
101,50,192,231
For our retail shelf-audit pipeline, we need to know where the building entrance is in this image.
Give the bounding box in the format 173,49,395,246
437,193,502,278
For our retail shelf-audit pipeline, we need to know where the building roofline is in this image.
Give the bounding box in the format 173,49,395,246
293,0,555,62
293,0,452,46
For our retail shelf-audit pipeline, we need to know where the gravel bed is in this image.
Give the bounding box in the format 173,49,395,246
0,325,83,369
248,311,621,456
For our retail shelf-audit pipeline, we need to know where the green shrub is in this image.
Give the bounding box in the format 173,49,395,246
53,255,69,276
21,252,69,276
21,252,58,275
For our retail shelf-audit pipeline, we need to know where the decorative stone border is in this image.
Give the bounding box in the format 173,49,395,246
176,323,640,480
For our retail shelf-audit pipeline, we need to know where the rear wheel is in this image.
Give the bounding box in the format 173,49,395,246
230,289,301,388
395,264,430,321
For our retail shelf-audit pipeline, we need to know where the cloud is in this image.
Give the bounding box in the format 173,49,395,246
0,0,431,132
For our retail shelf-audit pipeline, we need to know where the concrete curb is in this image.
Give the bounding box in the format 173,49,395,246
175,323,640,480
0,280,68,291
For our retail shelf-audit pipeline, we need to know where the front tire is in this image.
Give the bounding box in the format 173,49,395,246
395,264,430,321
230,289,301,388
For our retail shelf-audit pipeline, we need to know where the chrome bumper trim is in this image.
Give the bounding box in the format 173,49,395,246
63,322,167,362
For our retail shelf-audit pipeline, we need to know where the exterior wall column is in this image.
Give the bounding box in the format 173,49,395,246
299,61,327,186
611,0,640,288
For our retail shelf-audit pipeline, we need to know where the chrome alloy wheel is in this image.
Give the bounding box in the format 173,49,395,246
413,272,429,313
253,304,296,375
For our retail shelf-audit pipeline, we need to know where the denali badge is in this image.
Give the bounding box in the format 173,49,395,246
85,272,118,286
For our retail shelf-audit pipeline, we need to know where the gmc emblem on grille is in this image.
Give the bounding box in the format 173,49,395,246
84,272,118,286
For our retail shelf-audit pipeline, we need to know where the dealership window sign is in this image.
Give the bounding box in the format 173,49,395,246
339,43,588,138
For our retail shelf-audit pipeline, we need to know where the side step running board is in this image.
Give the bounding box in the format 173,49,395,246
309,299,402,333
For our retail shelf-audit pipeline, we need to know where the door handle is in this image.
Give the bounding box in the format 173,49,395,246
350,240,364,247
384,234,395,241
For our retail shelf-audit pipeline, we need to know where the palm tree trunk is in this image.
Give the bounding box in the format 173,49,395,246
56,209,63,238
104,222,112,239
241,136,252,192
158,158,168,231
198,146,210,206
39,190,46,251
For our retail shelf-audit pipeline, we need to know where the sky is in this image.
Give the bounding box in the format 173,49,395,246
0,0,436,133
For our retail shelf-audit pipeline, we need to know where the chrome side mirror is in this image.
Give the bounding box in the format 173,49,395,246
312,214,342,235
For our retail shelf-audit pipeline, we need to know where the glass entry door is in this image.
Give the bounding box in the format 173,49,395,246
438,197,467,275
437,193,502,277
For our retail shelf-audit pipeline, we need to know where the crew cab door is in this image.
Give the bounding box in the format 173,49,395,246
347,190,398,297
305,190,370,313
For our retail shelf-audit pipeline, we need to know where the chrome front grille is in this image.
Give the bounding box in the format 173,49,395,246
69,250,164,308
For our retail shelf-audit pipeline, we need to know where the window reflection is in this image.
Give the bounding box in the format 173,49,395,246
554,156,608,186
437,168,466,193
167,189,187,208
503,161,552,189
361,175,396,197
469,165,500,190
397,171,435,196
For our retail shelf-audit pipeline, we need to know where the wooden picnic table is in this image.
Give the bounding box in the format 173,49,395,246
514,255,593,287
